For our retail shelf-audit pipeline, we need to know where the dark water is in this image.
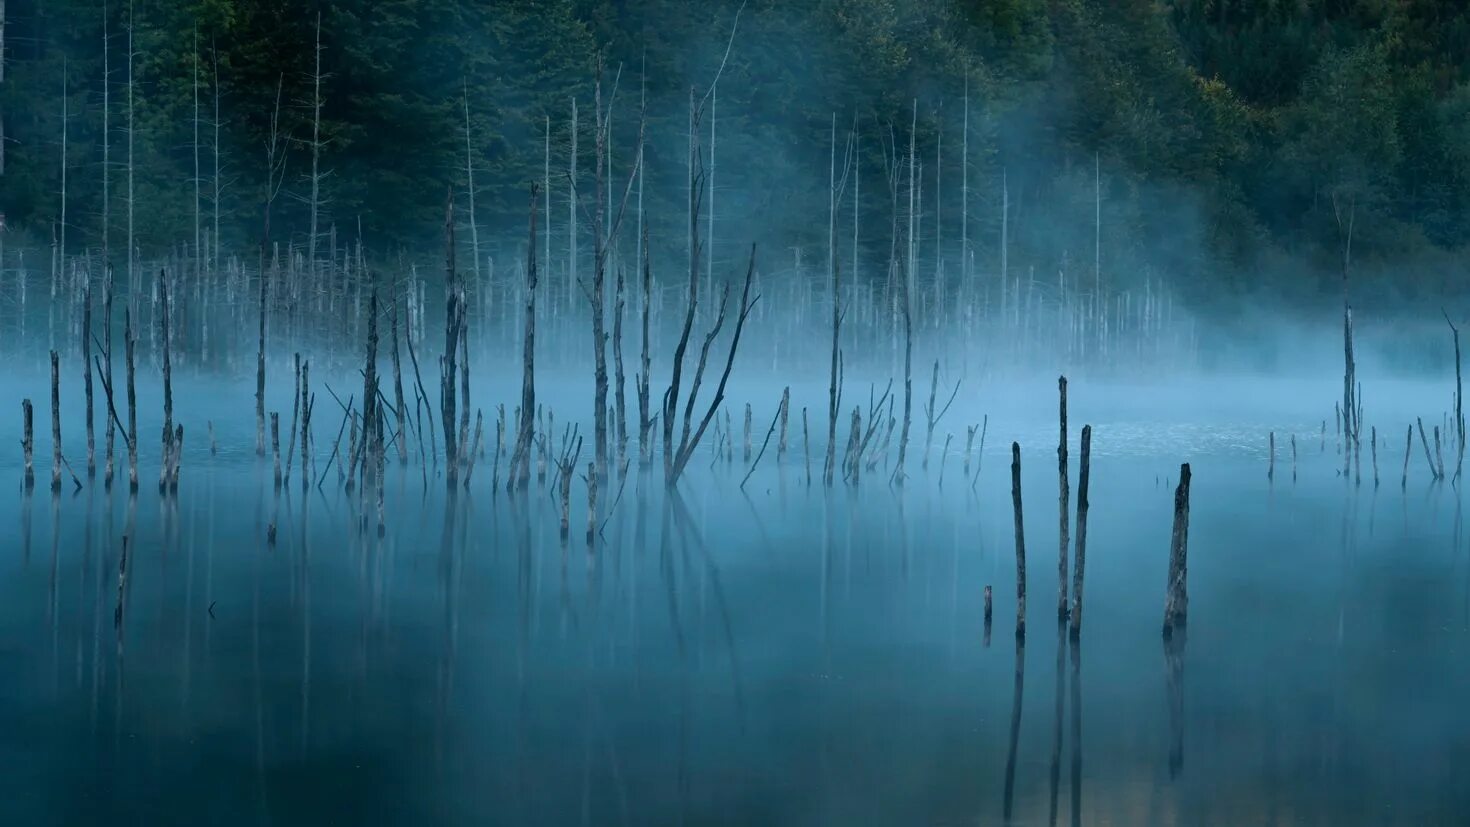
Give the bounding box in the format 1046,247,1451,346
2,383,1469,825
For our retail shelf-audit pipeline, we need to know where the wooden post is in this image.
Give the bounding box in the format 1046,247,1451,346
1163,463,1192,636
21,399,34,489
1057,376,1069,620
271,412,281,488
1291,433,1297,482
1070,425,1091,638
1011,442,1026,640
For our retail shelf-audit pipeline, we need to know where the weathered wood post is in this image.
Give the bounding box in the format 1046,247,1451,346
1163,463,1192,636
21,400,35,489
271,412,281,488
1070,425,1091,639
1011,442,1027,640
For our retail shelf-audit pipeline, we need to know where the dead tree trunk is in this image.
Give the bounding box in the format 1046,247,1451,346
1163,463,1192,636
637,225,653,467
391,304,408,464
1011,442,1026,640
1056,376,1069,620
125,308,137,491
22,399,34,489
103,266,115,486
1447,311,1465,483
50,351,62,492
442,188,461,486
83,286,94,476
158,272,173,492
510,184,539,490
1069,424,1091,639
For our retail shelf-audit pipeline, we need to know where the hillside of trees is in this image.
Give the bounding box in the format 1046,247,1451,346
3,0,1469,313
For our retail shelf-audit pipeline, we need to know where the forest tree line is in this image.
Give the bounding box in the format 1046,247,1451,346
2,0,1469,311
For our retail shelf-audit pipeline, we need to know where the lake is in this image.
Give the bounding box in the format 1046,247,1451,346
1,372,1468,825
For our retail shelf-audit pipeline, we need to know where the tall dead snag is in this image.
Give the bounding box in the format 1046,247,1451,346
1011,442,1026,640
1056,376,1069,620
613,267,628,468
442,187,462,486
158,271,174,493
50,351,61,492
825,256,842,487
363,290,380,499
125,308,138,491
22,399,35,489
778,387,790,460
103,266,115,486
509,184,540,491
894,256,914,485
391,303,408,464
922,361,959,471
636,224,653,467
1069,425,1092,639
1446,311,1464,483
1163,463,1192,637
663,245,760,488
586,58,644,479
83,285,94,476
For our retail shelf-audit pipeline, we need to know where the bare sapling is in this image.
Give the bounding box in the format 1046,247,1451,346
742,396,784,490
1268,431,1275,481
1163,463,1193,637
922,361,960,471
1448,311,1466,482
778,387,789,461
1417,417,1436,479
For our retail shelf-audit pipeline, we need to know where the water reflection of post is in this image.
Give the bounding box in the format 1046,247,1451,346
1164,628,1186,779
1002,633,1026,822
1069,638,1082,827
21,486,33,566
1048,623,1064,826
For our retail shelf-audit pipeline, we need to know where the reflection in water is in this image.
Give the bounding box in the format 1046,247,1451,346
1003,634,1025,822
1070,639,1083,827
3,444,1470,823
1048,623,1064,826
1165,627,1186,779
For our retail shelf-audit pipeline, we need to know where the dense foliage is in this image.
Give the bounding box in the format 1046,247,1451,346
3,0,1469,307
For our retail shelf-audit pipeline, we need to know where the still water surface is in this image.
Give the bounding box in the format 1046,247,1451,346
1,389,1468,826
